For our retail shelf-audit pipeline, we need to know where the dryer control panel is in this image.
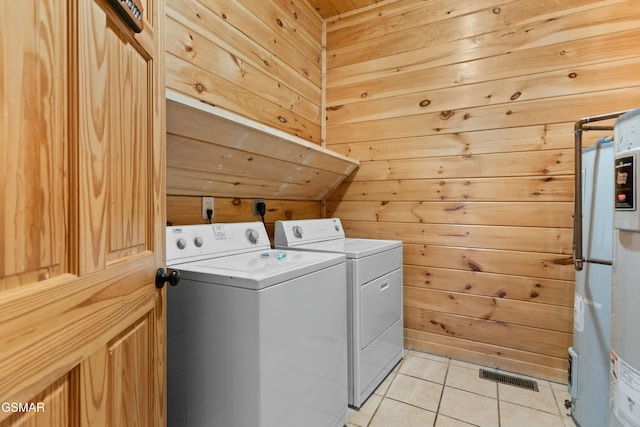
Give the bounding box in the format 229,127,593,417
274,218,345,247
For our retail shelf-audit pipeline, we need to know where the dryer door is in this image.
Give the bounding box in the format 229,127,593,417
360,269,402,349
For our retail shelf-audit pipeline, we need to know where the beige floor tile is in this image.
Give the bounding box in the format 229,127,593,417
439,386,499,427
373,370,397,397
399,354,448,384
346,350,576,427
550,385,576,427
369,398,436,427
449,358,494,371
445,364,497,398
347,393,382,427
550,384,572,418
563,414,578,427
499,383,559,414
386,373,443,412
549,380,568,392
407,349,450,364
434,414,478,427
500,400,565,427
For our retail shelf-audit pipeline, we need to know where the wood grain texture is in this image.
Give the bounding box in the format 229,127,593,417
0,0,67,290
167,196,322,226
404,243,574,281
166,195,322,242
327,59,640,124
403,265,574,306
167,134,347,191
404,329,568,381
404,306,571,358
305,0,382,19
107,31,149,263
323,0,640,380
327,89,640,143
166,0,323,141
109,317,153,426
0,374,73,427
166,19,320,123
327,201,573,227
328,123,576,160
0,259,157,424
353,149,573,180
328,176,574,202
342,220,572,254
326,0,634,70
163,0,363,203
165,89,358,200
404,286,573,333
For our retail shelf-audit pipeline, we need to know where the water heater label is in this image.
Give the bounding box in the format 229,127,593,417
615,156,635,211
610,349,640,427
574,293,584,333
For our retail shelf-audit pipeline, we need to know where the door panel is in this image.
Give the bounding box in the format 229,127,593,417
107,46,149,261
109,315,153,426
0,0,68,292
80,313,155,426
78,0,153,272
1,375,75,426
0,0,166,425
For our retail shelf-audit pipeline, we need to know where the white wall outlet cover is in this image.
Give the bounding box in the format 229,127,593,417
202,196,214,219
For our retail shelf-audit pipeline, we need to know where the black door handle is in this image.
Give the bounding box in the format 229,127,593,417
155,268,180,289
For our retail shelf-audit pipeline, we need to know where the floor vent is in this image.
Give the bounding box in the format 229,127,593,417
479,369,539,392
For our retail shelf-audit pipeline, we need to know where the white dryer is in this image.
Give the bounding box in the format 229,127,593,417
166,222,347,427
275,218,403,408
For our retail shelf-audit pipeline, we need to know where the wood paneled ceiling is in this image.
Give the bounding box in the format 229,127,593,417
305,0,381,19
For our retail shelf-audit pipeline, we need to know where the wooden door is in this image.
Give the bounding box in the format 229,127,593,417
0,0,166,425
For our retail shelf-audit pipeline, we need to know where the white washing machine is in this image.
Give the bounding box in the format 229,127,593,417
166,222,347,427
275,218,403,408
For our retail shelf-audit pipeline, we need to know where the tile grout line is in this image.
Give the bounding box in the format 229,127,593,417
497,380,574,426
364,361,401,427
497,374,502,427
550,384,575,426
431,358,451,427
358,350,570,427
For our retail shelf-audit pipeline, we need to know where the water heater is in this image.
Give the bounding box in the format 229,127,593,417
610,109,640,427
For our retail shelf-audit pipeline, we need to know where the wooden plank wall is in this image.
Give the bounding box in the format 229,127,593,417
305,0,379,19
166,0,323,141
324,0,640,381
166,195,322,241
165,0,325,225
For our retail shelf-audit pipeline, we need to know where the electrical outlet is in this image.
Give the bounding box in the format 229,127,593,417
202,196,214,220
252,198,265,215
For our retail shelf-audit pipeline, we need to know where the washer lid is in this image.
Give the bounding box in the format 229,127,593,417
170,249,345,289
283,238,401,258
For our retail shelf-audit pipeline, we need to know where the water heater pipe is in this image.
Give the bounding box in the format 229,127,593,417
573,111,628,271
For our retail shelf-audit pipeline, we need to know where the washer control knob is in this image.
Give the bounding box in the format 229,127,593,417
292,225,303,239
176,237,187,250
194,236,204,248
246,228,260,244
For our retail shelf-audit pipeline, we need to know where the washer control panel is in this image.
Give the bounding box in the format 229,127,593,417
166,222,270,265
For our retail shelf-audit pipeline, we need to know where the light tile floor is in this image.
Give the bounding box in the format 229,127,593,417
347,350,577,427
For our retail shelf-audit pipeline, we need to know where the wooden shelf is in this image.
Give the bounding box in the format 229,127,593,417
166,90,359,200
